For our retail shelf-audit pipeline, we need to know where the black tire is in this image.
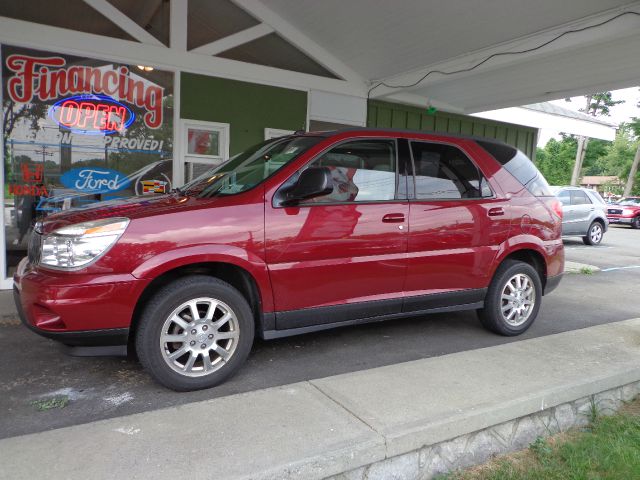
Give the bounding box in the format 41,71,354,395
632,216,640,229
477,260,542,336
135,275,254,391
582,221,604,245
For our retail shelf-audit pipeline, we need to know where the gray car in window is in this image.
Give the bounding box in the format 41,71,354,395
550,186,609,245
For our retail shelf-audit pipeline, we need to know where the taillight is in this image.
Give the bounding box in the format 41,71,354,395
551,199,563,220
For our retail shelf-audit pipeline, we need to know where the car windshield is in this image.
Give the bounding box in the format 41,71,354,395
181,136,323,198
616,197,640,206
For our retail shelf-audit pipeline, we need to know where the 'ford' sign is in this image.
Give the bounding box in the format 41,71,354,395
60,168,131,194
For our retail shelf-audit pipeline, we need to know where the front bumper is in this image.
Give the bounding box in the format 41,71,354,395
13,258,146,346
607,216,633,224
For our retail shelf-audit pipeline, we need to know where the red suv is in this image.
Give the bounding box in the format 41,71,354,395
606,197,640,229
14,130,564,391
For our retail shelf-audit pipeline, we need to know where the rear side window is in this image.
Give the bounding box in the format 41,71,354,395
587,190,606,204
477,141,552,196
410,142,492,199
571,190,592,205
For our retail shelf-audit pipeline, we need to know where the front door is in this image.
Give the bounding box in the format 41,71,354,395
265,138,409,330
403,140,510,311
570,189,594,233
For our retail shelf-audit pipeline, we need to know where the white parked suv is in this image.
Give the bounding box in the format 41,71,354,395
550,186,609,245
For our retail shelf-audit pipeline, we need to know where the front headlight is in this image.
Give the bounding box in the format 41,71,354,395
623,208,634,215
41,218,129,269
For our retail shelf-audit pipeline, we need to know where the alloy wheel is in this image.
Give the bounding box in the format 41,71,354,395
590,223,603,244
160,297,240,377
500,273,536,327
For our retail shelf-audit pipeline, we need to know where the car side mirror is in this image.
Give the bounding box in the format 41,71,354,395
283,167,333,205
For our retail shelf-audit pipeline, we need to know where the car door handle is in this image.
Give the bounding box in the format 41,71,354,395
382,213,405,223
488,207,505,217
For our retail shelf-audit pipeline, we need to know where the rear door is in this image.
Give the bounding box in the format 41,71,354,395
265,138,409,330
403,139,510,312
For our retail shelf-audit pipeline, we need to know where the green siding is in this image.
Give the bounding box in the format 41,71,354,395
180,73,307,155
367,101,537,159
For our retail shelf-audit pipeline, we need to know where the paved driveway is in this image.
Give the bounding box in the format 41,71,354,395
1,226,638,439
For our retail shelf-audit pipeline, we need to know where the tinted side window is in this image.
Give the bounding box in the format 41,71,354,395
587,190,606,204
300,140,397,204
410,142,489,200
557,189,571,205
571,190,591,205
477,141,552,196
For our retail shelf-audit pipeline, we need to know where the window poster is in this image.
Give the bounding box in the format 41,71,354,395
2,45,174,276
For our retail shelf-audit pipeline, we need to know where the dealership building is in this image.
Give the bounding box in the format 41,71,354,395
1,0,637,288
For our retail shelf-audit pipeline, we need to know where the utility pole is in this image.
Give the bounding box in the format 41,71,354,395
570,136,588,186
624,147,640,196
34,146,54,166
570,95,592,186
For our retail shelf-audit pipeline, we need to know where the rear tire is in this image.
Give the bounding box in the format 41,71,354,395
135,275,254,391
582,221,604,245
477,260,542,336
632,216,640,229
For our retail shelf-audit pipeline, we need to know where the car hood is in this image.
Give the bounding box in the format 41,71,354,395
609,203,640,210
37,194,210,234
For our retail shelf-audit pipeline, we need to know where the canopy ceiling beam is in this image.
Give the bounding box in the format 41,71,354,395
83,0,165,47
231,0,364,84
0,16,366,97
191,23,274,56
170,0,188,51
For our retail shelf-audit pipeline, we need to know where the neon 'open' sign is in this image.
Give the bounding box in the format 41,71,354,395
49,94,135,135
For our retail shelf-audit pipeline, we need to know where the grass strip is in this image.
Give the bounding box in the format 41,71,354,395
445,397,640,480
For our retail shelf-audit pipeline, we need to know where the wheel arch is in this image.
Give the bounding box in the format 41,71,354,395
492,246,548,294
128,260,269,352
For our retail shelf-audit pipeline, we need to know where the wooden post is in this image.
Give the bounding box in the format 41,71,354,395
570,136,588,186
623,145,640,196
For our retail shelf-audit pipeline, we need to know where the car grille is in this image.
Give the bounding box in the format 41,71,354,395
27,231,42,265
608,209,622,214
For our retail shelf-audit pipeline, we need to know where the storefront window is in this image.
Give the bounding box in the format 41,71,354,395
2,45,174,277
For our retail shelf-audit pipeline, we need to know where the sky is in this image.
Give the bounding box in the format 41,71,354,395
537,87,640,146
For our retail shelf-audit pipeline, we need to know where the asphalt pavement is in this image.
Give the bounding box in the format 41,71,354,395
1,225,638,439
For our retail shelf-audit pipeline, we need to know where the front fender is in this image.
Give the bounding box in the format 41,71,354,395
131,244,275,312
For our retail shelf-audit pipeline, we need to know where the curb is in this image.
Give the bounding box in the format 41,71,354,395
1,318,640,480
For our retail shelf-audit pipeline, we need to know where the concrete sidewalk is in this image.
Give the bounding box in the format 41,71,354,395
0,289,19,325
2,319,640,480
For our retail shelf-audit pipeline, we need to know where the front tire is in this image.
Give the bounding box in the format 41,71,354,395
135,276,254,391
582,221,604,245
632,216,640,229
477,260,542,336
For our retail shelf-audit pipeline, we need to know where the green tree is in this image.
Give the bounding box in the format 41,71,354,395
535,137,576,185
595,125,636,177
582,138,610,175
584,92,625,116
566,92,624,185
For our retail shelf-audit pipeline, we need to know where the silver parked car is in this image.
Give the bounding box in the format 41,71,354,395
550,186,608,245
